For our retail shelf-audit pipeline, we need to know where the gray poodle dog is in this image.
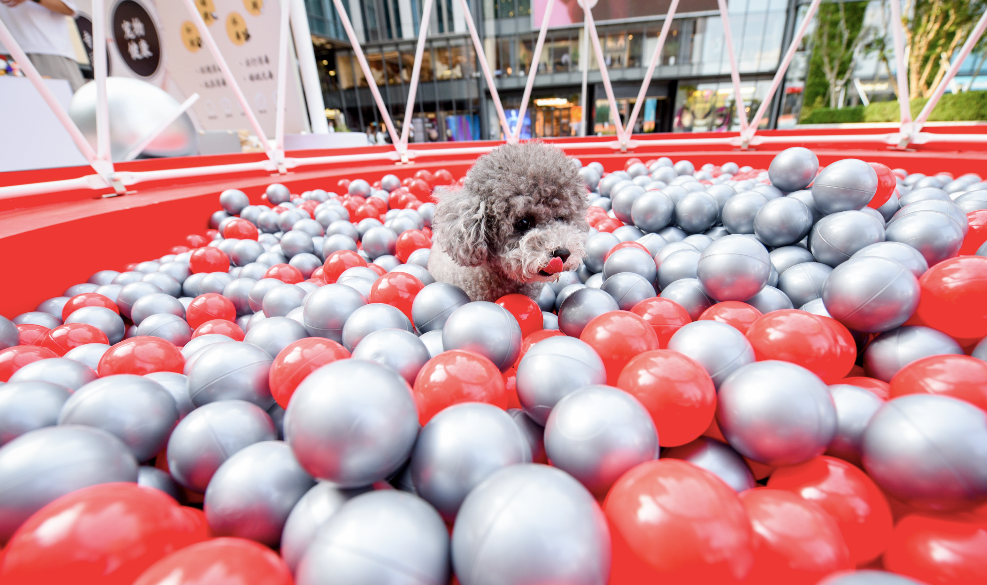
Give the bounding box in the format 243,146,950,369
428,141,589,302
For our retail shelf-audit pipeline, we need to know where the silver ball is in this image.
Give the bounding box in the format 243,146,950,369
601,272,656,310
778,261,833,308
0,382,71,447
141,272,182,297
822,257,920,333
602,245,656,283
537,284,557,312
220,189,250,215
657,249,700,290
509,408,546,463
630,190,674,234
280,482,372,574
112,272,144,286
352,328,431,385
341,304,414,352
266,183,292,204
863,394,987,510
451,464,610,585
130,292,185,326
885,209,966,266
674,191,719,234
280,231,314,260
0,425,138,544
419,330,444,358
721,191,768,234
285,360,419,487
663,436,756,492
817,569,926,585
612,225,645,242
516,336,607,426
36,296,70,317
696,234,771,302
549,271,583,294
545,385,658,496
261,283,305,318
8,357,96,392
557,288,620,338
753,197,814,247
167,399,276,493
222,278,257,318
135,313,192,346
852,241,929,279
88,270,121,285
554,284,586,312
293,219,325,238
12,312,61,329
137,465,183,501
412,403,531,520
188,341,274,408
244,316,309,358
876,191,900,222
826,384,884,467
302,284,367,342
65,283,99,296
636,232,669,256
197,272,233,296
658,278,714,319
64,306,126,344
812,159,878,214
443,302,523,372
955,189,987,213
374,254,403,272
347,179,372,198
810,210,886,267
611,185,645,224
667,320,756,388
116,281,163,319
411,282,471,333
362,226,398,260
898,187,950,207
144,371,193,419
406,249,431,268
322,234,358,258
768,147,819,192
63,343,110,370
745,285,795,314
391,263,435,285
717,360,837,466
205,440,314,546
864,325,963,382
158,261,191,283
297,490,449,585
182,334,235,372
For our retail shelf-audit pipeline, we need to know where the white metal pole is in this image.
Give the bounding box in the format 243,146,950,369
717,0,749,134
623,0,679,141
887,0,913,130
275,0,291,155
584,6,627,142
742,0,822,143
514,0,554,141
913,9,987,131
853,77,871,106
123,94,201,161
579,11,589,136
179,0,278,161
92,0,111,163
398,0,436,152
329,0,403,146
290,0,331,134
457,0,514,142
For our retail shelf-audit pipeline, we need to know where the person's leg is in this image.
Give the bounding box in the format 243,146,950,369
25,53,86,93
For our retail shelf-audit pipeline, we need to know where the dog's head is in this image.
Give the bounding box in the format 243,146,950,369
433,141,589,283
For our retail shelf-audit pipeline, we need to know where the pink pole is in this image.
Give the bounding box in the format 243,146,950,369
887,0,913,130
274,0,291,155
457,0,514,142
716,0,749,134
398,0,436,151
584,6,627,142
514,0,555,141
623,0,680,141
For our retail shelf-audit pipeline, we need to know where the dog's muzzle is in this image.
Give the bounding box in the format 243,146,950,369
538,248,571,276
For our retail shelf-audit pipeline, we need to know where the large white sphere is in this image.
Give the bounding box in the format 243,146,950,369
696,234,771,302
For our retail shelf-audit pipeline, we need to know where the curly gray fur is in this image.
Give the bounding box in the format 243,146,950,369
428,141,589,302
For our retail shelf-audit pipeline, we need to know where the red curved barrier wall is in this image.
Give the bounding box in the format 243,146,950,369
2,128,986,318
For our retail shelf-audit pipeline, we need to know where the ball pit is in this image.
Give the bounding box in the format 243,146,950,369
3,145,987,584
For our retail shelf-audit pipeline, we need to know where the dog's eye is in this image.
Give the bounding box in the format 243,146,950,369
514,216,534,233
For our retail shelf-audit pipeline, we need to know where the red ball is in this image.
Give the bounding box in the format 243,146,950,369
624,158,643,171
40,323,109,356
366,196,388,215
186,234,209,248
405,199,423,210
580,311,660,385
311,266,326,284
433,169,454,185
132,538,293,585
269,338,351,408
960,210,987,256
223,218,259,240
605,459,755,585
263,263,304,284
188,247,230,274
413,350,507,426
820,315,858,378
496,294,543,339
337,178,351,191
98,336,185,376
368,272,424,321
604,241,652,261
185,293,236,329
351,204,379,223
62,293,119,321
916,256,987,339
746,310,847,384
0,345,59,382
0,483,206,585
169,246,191,254
631,297,692,348
889,354,987,412
16,324,49,346
841,376,890,400
323,250,367,284
414,169,436,187
407,178,432,202
594,217,624,233
867,162,896,209
738,488,852,585
516,329,566,367
192,319,244,341
768,457,893,566
395,229,432,263
616,349,717,447
883,512,987,584
699,301,762,333
366,263,387,277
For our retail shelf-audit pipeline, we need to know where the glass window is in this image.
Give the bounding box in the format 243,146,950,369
495,0,514,18
517,0,531,18
353,53,367,87
644,20,682,66
497,38,512,76
604,31,627,69
383,49,401,84
700,17,724,75
366,49,387,86
336,51,356,89
435,45,453,80
450,41,468,79
518,37,534,76
537,37,551,73
739,12,767,72
627,29,644,68
758,11,786,71
549,38,574,72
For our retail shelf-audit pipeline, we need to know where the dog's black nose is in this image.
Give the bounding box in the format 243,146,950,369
553,248,571,262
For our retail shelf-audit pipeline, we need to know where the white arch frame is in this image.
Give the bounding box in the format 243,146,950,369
2,0,986,200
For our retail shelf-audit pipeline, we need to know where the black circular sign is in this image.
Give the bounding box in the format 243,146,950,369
112,0,161,78
74,14,111,75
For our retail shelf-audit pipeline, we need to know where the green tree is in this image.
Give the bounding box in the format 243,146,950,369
805,0,872,112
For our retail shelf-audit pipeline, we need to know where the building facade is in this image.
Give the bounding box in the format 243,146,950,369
306,0,815,142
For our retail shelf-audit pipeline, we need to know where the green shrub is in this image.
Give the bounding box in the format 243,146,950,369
800,91,987,124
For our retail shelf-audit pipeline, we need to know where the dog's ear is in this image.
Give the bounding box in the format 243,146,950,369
433,186,488,267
